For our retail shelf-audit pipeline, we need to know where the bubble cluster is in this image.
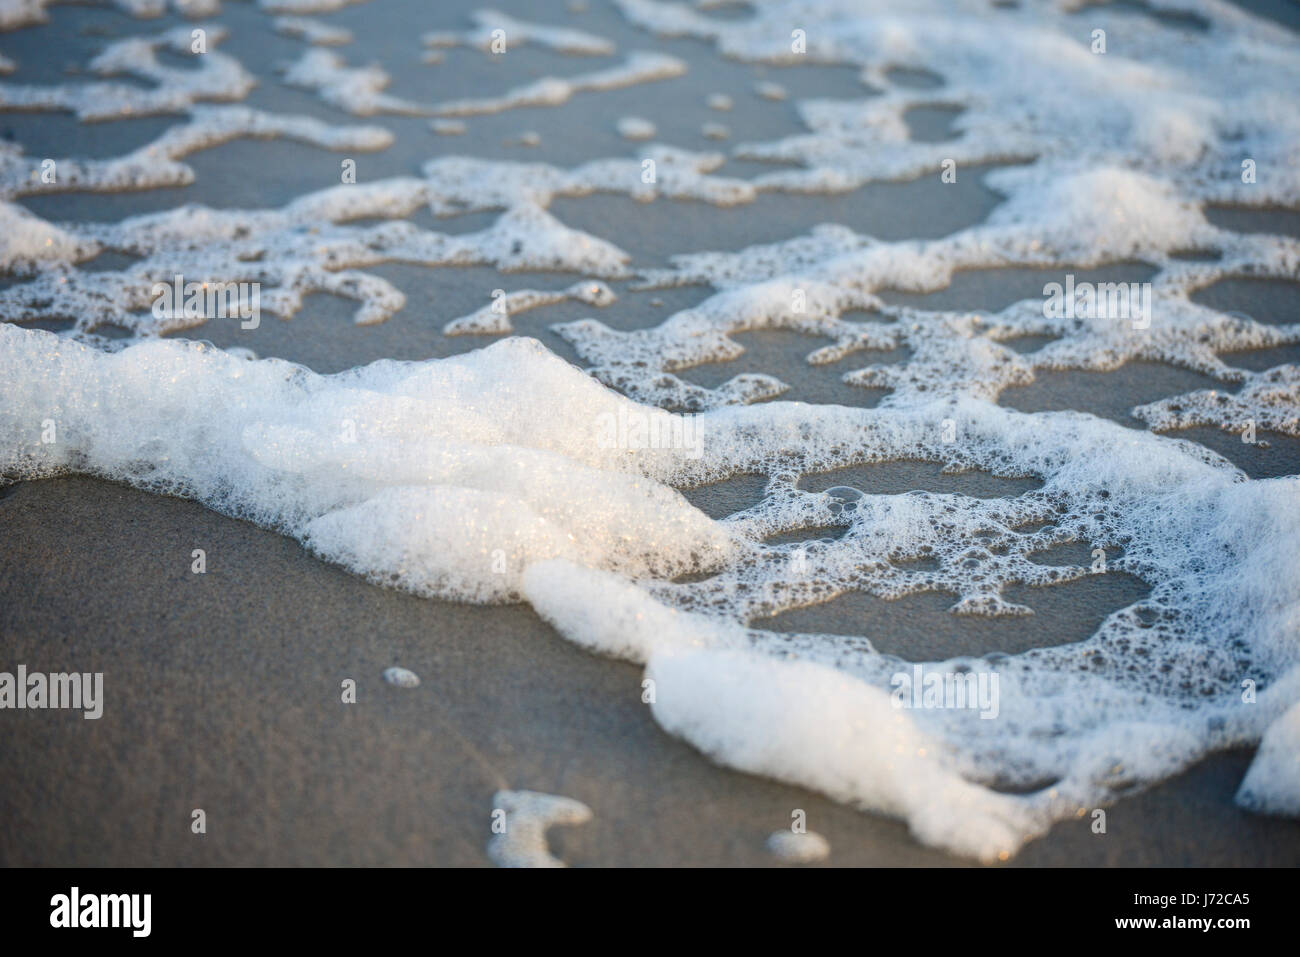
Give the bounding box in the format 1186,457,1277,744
0,0,1297,861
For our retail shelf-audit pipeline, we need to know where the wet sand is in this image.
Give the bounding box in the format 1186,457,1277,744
1,0,1299,866
3,475,1296,867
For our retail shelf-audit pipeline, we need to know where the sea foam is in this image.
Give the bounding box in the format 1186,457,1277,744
0,0,1297,860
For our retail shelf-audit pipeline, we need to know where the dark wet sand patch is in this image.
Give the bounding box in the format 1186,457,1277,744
880,263,1157,315
751,572,1150,660
1000,360,1300,478
1157,424,1300,480
1000,360,1224,427
763,525,848,545
1206,205,1300,239
679,472,768,519
550,163,1010,269
682,328,907,408
1216,342,1300,373
1071,0,1210,32
799,459,1042,499
1191,276,1300,327
903,104,964,143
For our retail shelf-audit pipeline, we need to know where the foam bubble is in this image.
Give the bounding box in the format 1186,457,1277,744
766,830,830,864
616,116,656,140
1236,696,1300,817
487,790,592,868
382,666,420,688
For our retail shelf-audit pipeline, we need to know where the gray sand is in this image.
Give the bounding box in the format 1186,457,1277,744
3,476,1295,867
2,0,1298,866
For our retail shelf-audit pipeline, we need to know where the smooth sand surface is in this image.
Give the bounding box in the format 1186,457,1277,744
1,0,1298,866
3,476,1296,867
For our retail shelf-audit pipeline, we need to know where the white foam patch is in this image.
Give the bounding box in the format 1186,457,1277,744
424,9,615,56
0,25,391,208
511,395,1300,858
487,789,592,868
0,0,49,29
274,16,353,47
1135,367,1300,438
1236,679,1300,817
0,0,217,27
443,280,615,336
120,0,221,14
283,49,427,115
2,324,1298,857
430,52,686,118
421,147,753,210
557,173,1299,412
0,26,254,120
0,329,735,604
0,103,389,207
766,830,830,863
1,0,1298,862
0,188,629,338
614,0,1300,207
616,116,656,140
382,666,419,688
259,0,368,14
0,21,388,209
0,202,96,272
0,141,762,341
651,649,1040,862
